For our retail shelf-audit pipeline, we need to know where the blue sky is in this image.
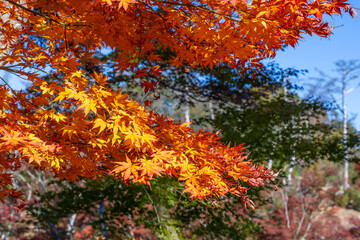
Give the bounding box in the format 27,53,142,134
268,0,360,129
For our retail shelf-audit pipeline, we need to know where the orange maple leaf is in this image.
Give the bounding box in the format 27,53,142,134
113,155,139,181
118,0,137,11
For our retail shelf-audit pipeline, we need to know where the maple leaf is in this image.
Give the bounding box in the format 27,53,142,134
92,117,108,134
0,130,27,150
151,151,176,164
143,99,153,107
140,79,156,94
78,98,98,115
113,155,139,181
94,0,113,5
139,159,165,179
118,0,137,11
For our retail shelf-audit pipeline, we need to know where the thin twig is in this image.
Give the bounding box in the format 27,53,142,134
0,75,17,96
149,0,245,23
4,0,86,27
0,75,40,108
142,186,163,229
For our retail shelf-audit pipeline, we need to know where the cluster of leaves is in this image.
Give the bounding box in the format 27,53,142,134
0,0,354,201
3,0,327,200
322,119,360,164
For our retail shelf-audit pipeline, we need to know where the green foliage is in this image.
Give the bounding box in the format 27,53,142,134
323,120,360,163
24,175,265,239
334,164,360,210
194,65,333,172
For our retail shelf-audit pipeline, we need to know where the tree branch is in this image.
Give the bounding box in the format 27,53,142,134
4,0,86,27
149,0,245,23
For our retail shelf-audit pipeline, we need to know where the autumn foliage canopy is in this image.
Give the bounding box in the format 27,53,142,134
0,0,355,203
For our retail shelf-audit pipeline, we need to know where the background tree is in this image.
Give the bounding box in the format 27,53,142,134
309,60,360,190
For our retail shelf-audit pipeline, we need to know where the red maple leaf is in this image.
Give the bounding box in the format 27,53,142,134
140,80,155,94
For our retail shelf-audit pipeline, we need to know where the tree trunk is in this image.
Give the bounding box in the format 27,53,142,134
209,101,215,121
183,87,191,122
342,71,350,190
283,75,295,186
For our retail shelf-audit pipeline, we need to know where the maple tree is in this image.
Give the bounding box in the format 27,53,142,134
0,0,356,202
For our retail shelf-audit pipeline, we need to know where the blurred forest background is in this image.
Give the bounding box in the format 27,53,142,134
1,48,360,239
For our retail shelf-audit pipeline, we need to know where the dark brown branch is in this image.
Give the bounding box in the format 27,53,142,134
145,0,246,23
4,0,86,27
